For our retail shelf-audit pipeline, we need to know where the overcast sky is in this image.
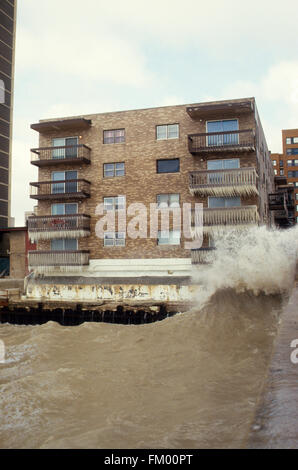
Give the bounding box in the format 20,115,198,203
11,0,298,225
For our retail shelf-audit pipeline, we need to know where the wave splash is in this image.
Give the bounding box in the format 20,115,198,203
192,225,298,308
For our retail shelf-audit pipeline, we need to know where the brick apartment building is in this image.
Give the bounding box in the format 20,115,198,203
27,97,275,278
271,129,298,224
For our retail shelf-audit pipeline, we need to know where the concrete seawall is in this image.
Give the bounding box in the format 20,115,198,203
248,285,298,448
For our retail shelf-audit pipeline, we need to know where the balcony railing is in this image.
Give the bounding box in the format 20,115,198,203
27,214,91,241
191,247,216,265
188,129,255,154
31,144,91,166
28,250,90,271
30,179,91,200
189,167,258,197
192,205,259,234
269,191,294,211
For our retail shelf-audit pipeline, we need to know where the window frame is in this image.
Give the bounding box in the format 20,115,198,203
156,158,180,174
156,123,179,141
103,162,125,178
157,229,181,246
50,238,78,251
103,195,126,211
103,129,125,144
103,231,126,247
156,193,180,208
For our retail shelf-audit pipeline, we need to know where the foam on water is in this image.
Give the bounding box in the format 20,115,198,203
192,225,298,309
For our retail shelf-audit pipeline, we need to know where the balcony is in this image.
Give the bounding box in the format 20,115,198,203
28,250,90,271
31,144,91,167
30,179,91,200
192,205,259,234
189,167,258,197
191,247,216,265
188,129,255,155
27,214,91,241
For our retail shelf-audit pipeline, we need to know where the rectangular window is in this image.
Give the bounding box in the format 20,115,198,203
279,160,283,167
52,170,78,194
286,137,298,144
207,119,239,146
103,162,125,178
156,124,179,140
157,158,180,173
287,148,298,155
272,160,277,166
208,196,241,208
51,239,78,251
51,203,78,215
103,196,126,211
274,169,277,175
280,169,284,176
157,194,180,208
103,129,125,144
288,171,298,178
52,137,78,159
104,232,125,246
157,230,180,245
207,159,239,170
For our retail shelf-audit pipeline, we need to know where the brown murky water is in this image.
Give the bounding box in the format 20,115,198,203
0,290,286,449
0,226,297,449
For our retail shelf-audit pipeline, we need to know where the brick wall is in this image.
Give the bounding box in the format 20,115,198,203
33,98,274,260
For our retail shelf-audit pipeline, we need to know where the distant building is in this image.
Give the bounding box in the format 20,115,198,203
0,1,17,228
270,129,298,224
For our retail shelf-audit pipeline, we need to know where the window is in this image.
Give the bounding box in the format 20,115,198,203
51,239,78,251
287,159,298,167
52,137,78,159
296,194,298,200
156,124,179,140
286,137,298,145
103,129,125,144
157,230,180,245
103,162,125,178
272,160,277,166
103,196,125,211
286,148,298,155
157,158,180,173
207,159,239,170
207,119,238,146
280,169,284,176
279,160,283,167
157,194,180,208
52,171,78,194
288,171,298,178
52,203,78,215
274,169,277,175
208,197,241,208
104,232,125,246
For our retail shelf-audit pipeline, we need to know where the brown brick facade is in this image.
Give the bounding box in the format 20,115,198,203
31,98,274,263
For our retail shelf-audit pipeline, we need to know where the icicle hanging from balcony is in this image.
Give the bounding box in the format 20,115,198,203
29,229,90,242
189,168,259,197
28,251,89,273
190,184,258,197
27,215,91,242
202,205,259,235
